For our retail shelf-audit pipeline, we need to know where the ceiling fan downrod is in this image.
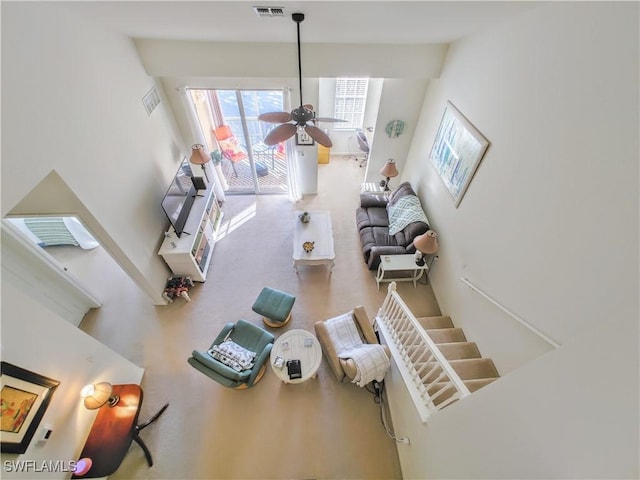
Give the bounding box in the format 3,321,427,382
292,13,304,109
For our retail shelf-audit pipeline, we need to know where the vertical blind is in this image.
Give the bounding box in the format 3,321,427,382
334,78,369,129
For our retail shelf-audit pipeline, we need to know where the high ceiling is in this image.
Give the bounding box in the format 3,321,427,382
57,1,539,45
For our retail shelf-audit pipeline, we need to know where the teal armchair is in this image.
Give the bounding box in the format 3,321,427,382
188,320,274,389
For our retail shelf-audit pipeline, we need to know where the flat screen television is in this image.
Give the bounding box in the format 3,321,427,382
161,158,197,237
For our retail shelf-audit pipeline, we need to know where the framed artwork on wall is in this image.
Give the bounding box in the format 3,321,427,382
429,101,490,207
296,130,315,146
1,362,60,454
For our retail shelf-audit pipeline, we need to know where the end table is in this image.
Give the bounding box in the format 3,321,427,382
376,254,429,289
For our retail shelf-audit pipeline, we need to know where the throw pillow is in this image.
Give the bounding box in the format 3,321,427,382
209,340,256,372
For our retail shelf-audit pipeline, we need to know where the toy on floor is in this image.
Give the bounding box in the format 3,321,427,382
163,276,194,302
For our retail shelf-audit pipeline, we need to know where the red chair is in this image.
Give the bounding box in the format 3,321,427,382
213,125,248,177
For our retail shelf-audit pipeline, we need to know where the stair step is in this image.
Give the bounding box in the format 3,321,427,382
437,342,481,360
417,315,454,329
427,382,457,405
464,378,499,392
426,328,467,344
428,377,498,405
450,358,500,380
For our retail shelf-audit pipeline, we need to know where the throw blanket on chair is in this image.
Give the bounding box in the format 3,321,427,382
324,312,390,387
339,345,390,387
324,312,364,352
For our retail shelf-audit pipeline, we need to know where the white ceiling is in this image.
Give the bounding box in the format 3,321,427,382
57,1,539,45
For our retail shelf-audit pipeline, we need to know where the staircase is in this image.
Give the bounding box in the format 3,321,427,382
417,315,499,406
375,282,500,421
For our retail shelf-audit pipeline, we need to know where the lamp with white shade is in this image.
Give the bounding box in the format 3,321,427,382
80,382,119,409
189,144,211,183
379,159,399,191
413,230,439,266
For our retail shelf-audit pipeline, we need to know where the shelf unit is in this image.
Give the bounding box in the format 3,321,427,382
158,183,223,282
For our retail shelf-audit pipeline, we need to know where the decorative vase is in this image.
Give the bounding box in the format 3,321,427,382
299,211,311,223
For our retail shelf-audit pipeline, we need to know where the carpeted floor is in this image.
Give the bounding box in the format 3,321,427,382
78,155,441,480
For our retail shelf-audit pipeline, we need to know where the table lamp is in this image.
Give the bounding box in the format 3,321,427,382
380,159,399,191
413,230,439,266
81,382,119,409
190,144,211,183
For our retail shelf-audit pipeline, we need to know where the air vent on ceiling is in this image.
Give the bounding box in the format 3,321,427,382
253,6,285,17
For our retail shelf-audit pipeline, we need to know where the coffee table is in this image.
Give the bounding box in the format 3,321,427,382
270,329,322,384
292,210,335,273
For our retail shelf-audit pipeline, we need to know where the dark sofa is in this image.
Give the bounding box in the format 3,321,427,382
356,182,430,270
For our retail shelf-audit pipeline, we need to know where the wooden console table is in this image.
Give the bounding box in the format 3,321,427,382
73,384,168,478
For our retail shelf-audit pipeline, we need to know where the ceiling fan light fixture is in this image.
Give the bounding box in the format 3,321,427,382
257,12,344,149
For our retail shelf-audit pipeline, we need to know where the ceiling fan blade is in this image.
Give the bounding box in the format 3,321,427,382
314,117,348,123
304,125,333,148
264,123,297,145
258,112,292,124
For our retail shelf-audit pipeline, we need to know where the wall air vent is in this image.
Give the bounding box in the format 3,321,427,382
253,6,285,17
142,86,161,115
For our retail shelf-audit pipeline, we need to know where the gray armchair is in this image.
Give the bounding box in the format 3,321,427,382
188,320,274,389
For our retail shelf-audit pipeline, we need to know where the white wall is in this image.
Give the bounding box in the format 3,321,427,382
0,283,143,479
364,79,429,185
384,313,639,479
135,40,447,79
403,1,639,372
2,2,186,305
390,2,639,478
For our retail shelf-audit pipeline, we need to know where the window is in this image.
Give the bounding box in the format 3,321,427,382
334,77,369,130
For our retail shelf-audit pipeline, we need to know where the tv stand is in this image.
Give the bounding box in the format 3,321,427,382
158,182,222,282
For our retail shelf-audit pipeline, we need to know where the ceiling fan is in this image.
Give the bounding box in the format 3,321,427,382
258,13,346,148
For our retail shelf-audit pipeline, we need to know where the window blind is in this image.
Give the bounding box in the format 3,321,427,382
334,78,369,130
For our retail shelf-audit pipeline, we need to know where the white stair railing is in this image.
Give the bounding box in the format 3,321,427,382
375,282,470,422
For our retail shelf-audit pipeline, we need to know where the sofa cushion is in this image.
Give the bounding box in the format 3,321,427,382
387,182,415,207
372,226,398,246
359,194,388,209
360,226,400,261
400,221,430,247
356,206,389,231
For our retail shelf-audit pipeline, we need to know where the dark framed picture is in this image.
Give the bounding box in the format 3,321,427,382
1,362,60,454
296,130,314,146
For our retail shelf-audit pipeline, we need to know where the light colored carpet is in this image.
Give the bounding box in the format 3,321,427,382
78,156,441,480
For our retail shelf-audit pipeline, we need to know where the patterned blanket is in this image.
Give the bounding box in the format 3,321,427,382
324,312,390,387
324,312,363,352
339,344,390,387
388,195,429,235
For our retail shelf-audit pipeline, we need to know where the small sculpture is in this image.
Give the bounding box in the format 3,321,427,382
303,241,315,253
299,211,311,223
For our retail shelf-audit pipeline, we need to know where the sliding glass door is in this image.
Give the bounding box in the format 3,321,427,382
188,88,288,195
